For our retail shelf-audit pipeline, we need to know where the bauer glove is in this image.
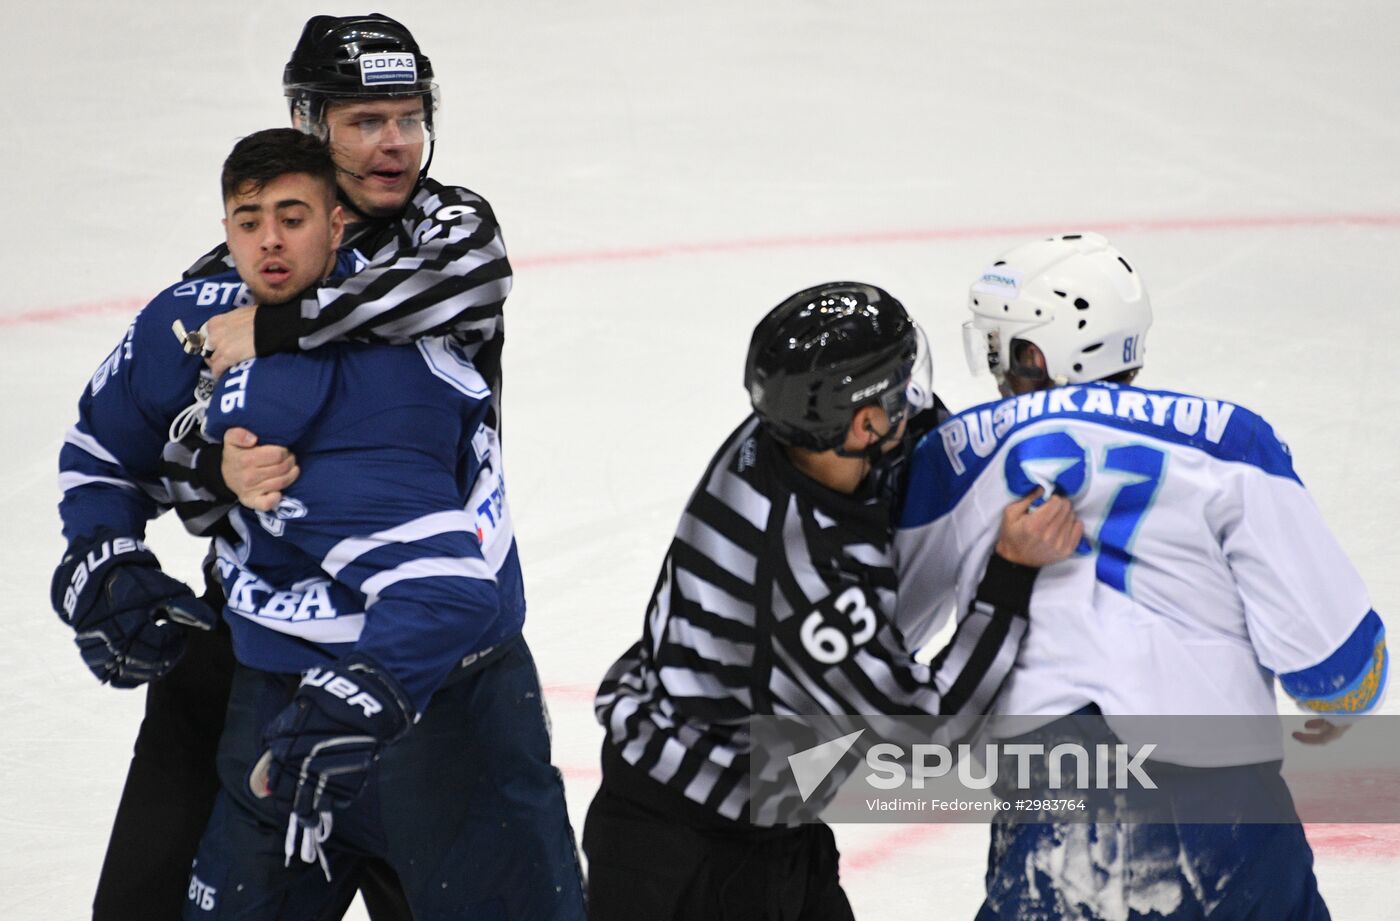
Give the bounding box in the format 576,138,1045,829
250,653,413,877
50,531,217,688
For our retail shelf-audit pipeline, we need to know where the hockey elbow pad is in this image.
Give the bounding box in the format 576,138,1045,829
1280,610,1388,715
50,531,217,688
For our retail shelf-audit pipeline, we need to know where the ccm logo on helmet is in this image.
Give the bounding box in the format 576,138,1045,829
359,52,417,86
850,379,890,402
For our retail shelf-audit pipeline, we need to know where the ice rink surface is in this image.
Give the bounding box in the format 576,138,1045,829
4,1,1399,917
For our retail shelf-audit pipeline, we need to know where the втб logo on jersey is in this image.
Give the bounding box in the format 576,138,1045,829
173,280,253,308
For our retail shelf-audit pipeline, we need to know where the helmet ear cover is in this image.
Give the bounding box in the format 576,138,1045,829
745,282,924,452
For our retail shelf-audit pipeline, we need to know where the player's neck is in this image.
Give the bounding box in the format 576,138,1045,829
784,446,868,495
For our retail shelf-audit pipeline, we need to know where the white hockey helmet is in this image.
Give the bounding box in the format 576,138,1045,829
963,232,1152,387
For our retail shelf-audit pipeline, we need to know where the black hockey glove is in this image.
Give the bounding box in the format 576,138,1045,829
50,532,217,688
250,654,414,876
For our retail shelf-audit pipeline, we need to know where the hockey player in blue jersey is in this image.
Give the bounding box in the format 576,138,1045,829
174,129,584,920
54,15,512,919
895,233,1388,920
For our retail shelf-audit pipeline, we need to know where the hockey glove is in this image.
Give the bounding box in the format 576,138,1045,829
250,654,414,876
50,532,217,688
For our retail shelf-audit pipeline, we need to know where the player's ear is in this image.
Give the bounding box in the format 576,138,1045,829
1027,342,1049,373
850,405,878,448
329,205,345,251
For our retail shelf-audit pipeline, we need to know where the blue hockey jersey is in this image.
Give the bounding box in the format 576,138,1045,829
202,336,524,713
57,253,363,541
894,382,1386,762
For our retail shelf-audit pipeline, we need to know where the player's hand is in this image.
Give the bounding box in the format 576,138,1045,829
223,427,299,511
250,654,413,874
994,487,1084,568
203,305,258,378
1291,717,1352,746
50,533,217,687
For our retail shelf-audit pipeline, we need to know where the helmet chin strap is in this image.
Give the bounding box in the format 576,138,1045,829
418,132,436,183
834,418,899,468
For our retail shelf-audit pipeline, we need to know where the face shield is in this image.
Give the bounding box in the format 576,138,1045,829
962,318,999,378
962,317,1050,386
873,323,932,433
905,323,935,414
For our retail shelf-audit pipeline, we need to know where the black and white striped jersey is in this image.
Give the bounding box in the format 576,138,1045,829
594,414,1035,825
159,179,511,540
183,178,510,364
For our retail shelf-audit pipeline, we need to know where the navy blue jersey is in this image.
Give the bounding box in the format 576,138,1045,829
203,337,524,713
56,253,361,543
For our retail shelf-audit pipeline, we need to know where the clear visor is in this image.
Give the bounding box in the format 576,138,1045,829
905,323,935,413
878,327,933,430
293,87,440,144
333,112,430,145
962,319,1051,384
962,319,1001,378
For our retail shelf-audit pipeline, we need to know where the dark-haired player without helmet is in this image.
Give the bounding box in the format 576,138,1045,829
583,283,1084,920
171,126,583,921
54,14,511,921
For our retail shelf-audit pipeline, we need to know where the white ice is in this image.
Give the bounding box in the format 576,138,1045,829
4,1,1398,918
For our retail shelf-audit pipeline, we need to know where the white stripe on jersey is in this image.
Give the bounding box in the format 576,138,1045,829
704,459,771,530
228,608,366,644
780,495,830,605
666,616,756,668
930,600,993,697
676,511,758,582
59,470,146,495
652,736,688,785
323,510,477,578
673,567,756,627
303,224,508,347
659,665,755,708
361,556,496,605
65,425,121,466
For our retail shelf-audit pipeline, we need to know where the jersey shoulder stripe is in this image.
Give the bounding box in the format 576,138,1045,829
901,383,1297,528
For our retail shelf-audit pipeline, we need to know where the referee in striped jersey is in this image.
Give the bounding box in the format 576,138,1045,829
583,282,1082,920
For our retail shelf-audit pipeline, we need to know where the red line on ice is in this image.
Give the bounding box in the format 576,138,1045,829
0,297,147,328
510,211,1400,269
10,212,1400,327
1305,824,1400,860
842,825,950,873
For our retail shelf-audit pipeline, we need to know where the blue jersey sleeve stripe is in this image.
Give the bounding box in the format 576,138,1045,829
322,509,477,578
64,424,122,466
1280,611,1388,713
58,471,144,494
360,557,497,605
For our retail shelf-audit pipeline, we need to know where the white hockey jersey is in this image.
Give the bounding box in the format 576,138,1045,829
894,382,1386,764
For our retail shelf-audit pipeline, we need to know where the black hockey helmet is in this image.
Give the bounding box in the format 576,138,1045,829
283,14,439,133
745,282,919,451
